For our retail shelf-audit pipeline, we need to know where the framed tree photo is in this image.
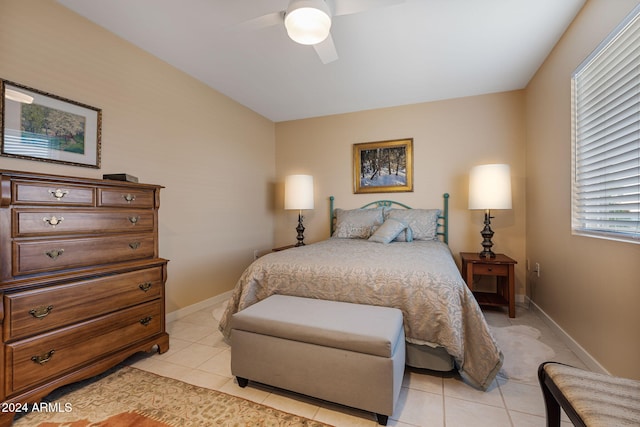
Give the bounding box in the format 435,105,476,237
353,138,413,194
1,79,101,168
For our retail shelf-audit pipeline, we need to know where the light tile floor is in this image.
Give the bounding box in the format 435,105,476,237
126,303,585,426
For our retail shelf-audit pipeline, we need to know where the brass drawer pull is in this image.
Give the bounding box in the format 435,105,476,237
123,194,136,203
139,316,153,326
43,216,64,227
31,349,55,365
139,282,152,292
48,189,69,200
128,215,140,224
129,242,140,250
29,305,54,319
45,248,65,259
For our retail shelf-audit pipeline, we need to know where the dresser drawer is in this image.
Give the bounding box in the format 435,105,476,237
12,233,156,276
99,188,155,208
4,266,164,341
12,181,95,206
472,263,509,276
6,300,162,395
13,209,155,237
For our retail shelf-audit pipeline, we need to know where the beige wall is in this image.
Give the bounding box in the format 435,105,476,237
525,0,640,379
275,92,527,295
0,0,276,313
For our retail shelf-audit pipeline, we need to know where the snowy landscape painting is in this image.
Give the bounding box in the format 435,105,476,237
353,138,413,194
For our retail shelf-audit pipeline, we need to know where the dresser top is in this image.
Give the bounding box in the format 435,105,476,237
0,169,163,190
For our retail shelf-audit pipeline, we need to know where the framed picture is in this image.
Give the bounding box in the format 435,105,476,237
1,79,101,168
353,138,413,194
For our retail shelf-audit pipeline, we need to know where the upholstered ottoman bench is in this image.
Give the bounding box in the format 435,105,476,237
230,295,405,426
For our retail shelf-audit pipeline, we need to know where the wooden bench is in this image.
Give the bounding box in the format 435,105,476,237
230,295,405,425
538,362,640,426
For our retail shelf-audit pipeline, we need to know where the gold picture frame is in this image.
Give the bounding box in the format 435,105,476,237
353,138,413,194
1,79,102,168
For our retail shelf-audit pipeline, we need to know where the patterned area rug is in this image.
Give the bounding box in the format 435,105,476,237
13,366,331,427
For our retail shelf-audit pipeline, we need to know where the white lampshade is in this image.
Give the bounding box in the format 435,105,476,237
285,175,314,210
468,164,512,210
284,0,331,45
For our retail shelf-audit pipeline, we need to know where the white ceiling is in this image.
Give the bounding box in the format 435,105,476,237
57,0,585,122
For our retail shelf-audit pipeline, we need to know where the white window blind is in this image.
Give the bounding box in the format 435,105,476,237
572,4,640,244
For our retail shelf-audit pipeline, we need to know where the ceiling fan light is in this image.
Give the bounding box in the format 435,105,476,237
285,1,331,45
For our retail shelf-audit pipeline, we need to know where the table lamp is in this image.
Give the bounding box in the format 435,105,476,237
285,174,314,246
468,164,512,258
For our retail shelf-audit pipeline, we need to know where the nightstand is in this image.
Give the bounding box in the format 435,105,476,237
460,252,517,318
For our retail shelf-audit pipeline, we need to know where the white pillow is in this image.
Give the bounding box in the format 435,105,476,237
368,218,408,243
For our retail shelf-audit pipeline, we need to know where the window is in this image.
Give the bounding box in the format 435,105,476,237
572,4,640,244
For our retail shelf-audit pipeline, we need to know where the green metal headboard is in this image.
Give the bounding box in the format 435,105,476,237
329,193,450,244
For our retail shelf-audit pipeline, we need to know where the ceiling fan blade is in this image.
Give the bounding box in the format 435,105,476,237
330,0,405,16
236,11,284,32
313,33,338,64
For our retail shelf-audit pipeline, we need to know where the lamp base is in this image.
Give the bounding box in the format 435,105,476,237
295,212,306,246
479,210,496,258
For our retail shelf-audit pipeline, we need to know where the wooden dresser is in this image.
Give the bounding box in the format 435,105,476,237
0,170,169,426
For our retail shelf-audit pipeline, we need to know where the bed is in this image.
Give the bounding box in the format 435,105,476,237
219,194,503,390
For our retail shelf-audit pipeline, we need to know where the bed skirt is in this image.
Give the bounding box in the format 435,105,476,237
406,343,455,371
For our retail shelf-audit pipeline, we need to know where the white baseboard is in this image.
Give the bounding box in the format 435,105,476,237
526,296,610,375
166,290,233,324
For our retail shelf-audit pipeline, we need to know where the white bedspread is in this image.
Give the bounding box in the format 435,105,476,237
219,239,503,390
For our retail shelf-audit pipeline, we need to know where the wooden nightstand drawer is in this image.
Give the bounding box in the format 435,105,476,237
472,263,509,276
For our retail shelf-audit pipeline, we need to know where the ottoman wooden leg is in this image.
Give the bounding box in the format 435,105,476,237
237,377,249,388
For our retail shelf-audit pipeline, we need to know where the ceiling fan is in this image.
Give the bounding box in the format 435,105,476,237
239,0,405,64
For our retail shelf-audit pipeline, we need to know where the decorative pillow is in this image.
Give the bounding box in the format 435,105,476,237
385,209,441,241
368,218,408,243
333,207,384,239
396,226,414,243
